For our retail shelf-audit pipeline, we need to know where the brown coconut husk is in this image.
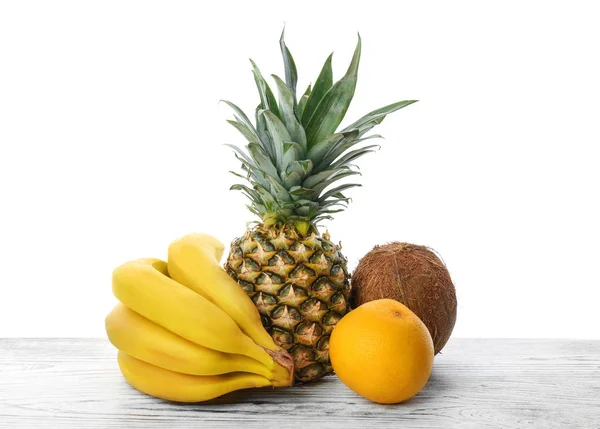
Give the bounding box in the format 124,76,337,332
351,243,457,354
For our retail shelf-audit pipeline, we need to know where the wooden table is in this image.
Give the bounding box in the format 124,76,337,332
1,338,599,428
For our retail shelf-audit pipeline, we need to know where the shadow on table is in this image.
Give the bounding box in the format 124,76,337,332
165,368,452,409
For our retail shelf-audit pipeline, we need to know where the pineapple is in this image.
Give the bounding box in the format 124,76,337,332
223,30,416,382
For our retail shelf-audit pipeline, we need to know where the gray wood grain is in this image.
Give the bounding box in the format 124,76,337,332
0,338,599,428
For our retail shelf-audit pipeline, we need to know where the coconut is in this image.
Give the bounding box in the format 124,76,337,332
351,242,457,354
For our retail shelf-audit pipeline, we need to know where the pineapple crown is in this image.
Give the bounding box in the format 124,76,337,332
224,29,416,236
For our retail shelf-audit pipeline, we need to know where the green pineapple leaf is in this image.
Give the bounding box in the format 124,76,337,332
295,201,320,217
222,100,268,149
221,100,256,131
297,83,312,119
313,215,334,224
229,170,250,181
301,53,333,127
288,201,319,219
319,199,349,210
230,183,262,204
330,144,381,170
322,192,351,207
261,110,292,169
316,208,346,215
301,166,351,189
272,75,307,153
247,142,278,178
234,155,270,189
255,105,274,157
306,130,359,166
280,171,303,188
227,120,256,143
305,35,361,147
342,99,418,133
289,186,315,200
310,171,361,197
291,199,320,209
265,175,292,202
318,183,362,202
250,60,281,119
285,159,313,177
224,143,256,167
279,28,298,97
246,204,262,216
282,142,303,172
254,185,277,212
313,134,382,173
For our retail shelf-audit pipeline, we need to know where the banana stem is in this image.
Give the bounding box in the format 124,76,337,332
241,337,294,386
264,346,295,387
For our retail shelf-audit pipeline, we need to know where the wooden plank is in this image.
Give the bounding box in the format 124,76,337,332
1,338,599,428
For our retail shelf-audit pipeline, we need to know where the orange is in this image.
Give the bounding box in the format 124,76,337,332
329,299,434,404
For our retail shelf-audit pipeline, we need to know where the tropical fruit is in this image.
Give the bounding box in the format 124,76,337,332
107,249,294,402
223,30,416,382
329,299,434,404
117,352,272,403
351,242,457,354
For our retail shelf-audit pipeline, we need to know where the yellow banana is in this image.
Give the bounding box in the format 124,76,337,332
168,233,277,350
105,303,272,378
117,351,272,403
112,258,272,367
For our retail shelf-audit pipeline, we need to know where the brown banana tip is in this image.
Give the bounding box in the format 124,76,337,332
265,346,295,387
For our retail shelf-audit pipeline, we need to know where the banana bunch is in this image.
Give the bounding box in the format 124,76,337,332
106,233,294,402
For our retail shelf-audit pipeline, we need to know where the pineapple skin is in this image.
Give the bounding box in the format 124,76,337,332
225,224,351,383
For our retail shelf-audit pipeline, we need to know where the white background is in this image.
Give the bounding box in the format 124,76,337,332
1,1,599,339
